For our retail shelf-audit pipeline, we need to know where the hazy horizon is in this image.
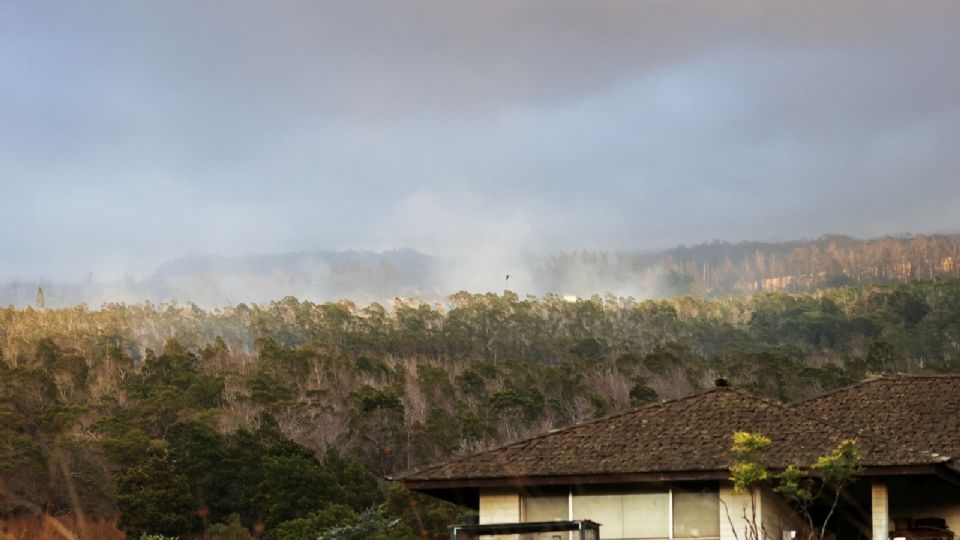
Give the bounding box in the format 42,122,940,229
4,232,959,309
3,1,960,285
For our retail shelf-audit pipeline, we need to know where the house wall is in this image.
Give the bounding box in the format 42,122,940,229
719,483,804,540
761,488,804,540
480,490,521,524
720,484,757,540
479,489,522,540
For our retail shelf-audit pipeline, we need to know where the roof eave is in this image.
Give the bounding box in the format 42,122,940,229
401,463,955,492
400,469,731,491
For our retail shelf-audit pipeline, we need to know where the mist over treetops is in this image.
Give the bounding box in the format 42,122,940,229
3,233,959,309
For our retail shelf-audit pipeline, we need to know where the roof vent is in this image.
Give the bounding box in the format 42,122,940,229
714,378,730,388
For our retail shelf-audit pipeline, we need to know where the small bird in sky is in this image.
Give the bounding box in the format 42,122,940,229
505,274,511,281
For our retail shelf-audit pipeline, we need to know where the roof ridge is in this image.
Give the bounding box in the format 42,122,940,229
791,372,960,406
789,376,892,406
724,386,789,408
873,372,960,379
394,386,738,480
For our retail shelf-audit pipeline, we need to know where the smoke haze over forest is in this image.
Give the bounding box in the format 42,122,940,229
2,234,959,308
3,1,960,290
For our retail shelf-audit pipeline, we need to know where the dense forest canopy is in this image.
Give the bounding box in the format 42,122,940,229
2,278,960,538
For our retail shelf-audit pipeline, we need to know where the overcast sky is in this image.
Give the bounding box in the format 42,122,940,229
2,1,960,281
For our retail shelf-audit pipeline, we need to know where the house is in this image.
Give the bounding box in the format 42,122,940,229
396,375,960,540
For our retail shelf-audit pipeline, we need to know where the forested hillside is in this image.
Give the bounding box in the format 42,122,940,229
2,278,960,538
536,234,960,297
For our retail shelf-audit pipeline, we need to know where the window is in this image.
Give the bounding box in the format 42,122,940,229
573,491,625,538
524,493,568,522
523,492,570,540
573,487,669,539
622,491,671,538
521,484,719,540
673,487,720,539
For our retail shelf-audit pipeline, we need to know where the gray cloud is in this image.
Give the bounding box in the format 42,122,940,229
1,1,959,289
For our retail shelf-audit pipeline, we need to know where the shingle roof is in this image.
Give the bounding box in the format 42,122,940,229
398,386,947,484
792,374,960,461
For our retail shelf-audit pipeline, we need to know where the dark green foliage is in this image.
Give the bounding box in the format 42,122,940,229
349,386,406,474
266,504,357,540
167,421,225,504
116,447,197,538
588,394,610,417
0,367,58,427
121,339,224,436
0,430,45,511
36,338,89,401
322,450,384,512
315,506,400,540
629,378,658,407
101,427,152,467
205,429,268,523
208,514,252,540
247,370,294,404
455,370,486,396
356,355,390,377
489,387,545,421
103,415,392,536
255,452,341,528
866,341,896,372
355,386,404,415
570,337,603,358
381,483,471,540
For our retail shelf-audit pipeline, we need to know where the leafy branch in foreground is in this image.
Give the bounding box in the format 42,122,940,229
774,440,862,540
728,432,861,540
728,431,773,540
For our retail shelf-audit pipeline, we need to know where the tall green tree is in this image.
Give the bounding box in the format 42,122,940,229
116,446,197,538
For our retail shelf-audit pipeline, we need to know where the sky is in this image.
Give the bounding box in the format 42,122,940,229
2,1,960,282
